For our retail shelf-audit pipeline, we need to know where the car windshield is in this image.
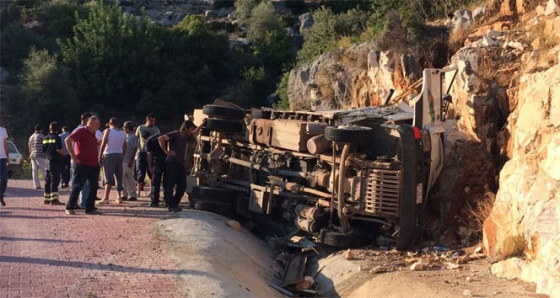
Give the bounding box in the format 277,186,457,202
8,142,18,154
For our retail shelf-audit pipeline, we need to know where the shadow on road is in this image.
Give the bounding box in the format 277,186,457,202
1,255,214,278
0,236,78,243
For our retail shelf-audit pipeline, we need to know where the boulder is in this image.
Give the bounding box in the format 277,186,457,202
545,0,560,16
452,9,473,34
298,13,314,33
500,0,516,16
491,257,524,280
473,6,487,20
484,63,560,297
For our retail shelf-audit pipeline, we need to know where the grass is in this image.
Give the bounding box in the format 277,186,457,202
152,225,163,240
10,159,32,180
501,235,526,258
466,191,496,231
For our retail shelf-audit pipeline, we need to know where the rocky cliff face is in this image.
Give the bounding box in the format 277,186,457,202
484,55,560,297
287,42,422,110
287,1,560,296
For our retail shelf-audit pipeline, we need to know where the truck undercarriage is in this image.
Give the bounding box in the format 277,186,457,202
188,68,456,250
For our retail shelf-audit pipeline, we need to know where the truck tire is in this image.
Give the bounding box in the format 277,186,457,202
203,105,245,120
324,126,373,144
319,229,370,248
192,186,233,202
205,118,244,133
193,200,233,216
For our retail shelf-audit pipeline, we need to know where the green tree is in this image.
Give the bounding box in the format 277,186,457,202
0,23,48,71
32,0,89,38
0,2,21,27
16,48,78,132
227,66,270,108
296,7,337,64
272,71,290,110
234,0,257,28
58,2,162,114
246,0,284,42
174,14,207,36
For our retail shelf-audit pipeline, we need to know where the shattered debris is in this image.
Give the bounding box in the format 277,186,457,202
344,249,355,260
226,220,242,231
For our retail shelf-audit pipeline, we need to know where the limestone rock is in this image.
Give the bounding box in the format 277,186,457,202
545,0,560,16
500,0,516,16
544,17,560,41
536,5,546,16
517,0,528,14
410,260,426,271
473,6,487,20
491,257,524,280
298,13,314,33
344,249,355,260
452,9,473,34
287,42,422,110
484,63,560,297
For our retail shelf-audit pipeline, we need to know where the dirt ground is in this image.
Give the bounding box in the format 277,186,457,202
315,249,546,298
158,211,547,298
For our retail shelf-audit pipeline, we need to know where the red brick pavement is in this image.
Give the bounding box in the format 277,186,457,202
0,179,184,298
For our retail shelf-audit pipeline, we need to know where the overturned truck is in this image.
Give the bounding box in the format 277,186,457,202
188,68,456,250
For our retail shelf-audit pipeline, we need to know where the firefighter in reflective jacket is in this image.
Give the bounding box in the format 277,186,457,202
43,122,66,205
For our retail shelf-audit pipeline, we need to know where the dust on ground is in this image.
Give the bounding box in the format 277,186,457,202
158,211,547,297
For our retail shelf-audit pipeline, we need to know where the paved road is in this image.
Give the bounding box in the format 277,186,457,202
0,179,184,298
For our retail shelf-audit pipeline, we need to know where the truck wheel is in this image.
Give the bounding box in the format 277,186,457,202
203,105,245,120
324,126,373,143
193,200,233,216
205,118,244,133
319,229,370,248
192,186,233,202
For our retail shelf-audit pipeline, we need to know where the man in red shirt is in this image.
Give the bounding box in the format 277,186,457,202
64,116,102,215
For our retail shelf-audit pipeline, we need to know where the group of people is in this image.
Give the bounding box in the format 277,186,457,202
19,112,204,214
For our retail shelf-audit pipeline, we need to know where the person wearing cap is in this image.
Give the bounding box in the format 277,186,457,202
42,122,66,205
158,119,205,212
98,117,126,204
134,113,160,199
122,121,139,201
28,124,47,189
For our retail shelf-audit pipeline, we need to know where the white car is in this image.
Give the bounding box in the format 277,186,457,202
7,141,23,177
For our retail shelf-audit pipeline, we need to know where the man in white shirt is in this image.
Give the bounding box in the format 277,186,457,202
0,125,9,206
28,124,47,189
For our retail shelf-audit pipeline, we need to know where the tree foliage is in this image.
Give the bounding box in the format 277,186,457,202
31,0,89,38
57,3,162,116
234,0,257,28
0,23,49,71
15,48,78,133
246,0,284,42
296,7,338,64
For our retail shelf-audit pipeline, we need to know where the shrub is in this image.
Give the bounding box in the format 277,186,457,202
234,0,257,28
18,48,78,126
246,1,284,43
272,72,290,110
376,11,449,68
32,0,89,38
297,7,337,64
